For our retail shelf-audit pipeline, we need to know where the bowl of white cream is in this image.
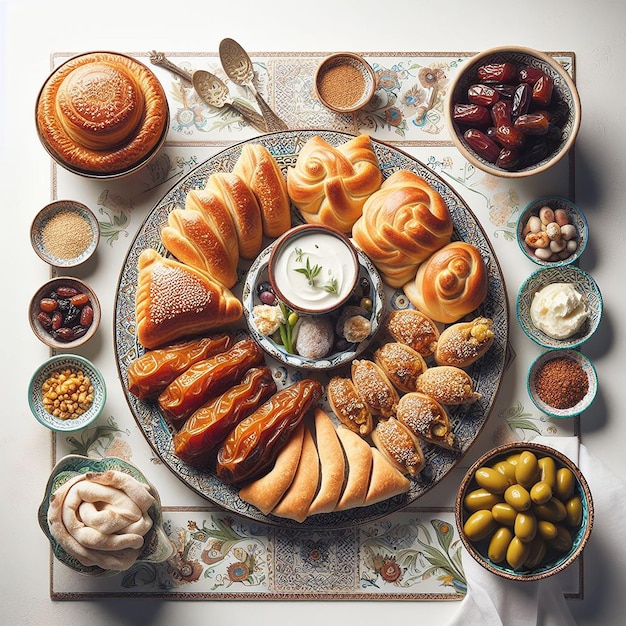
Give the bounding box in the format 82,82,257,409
516,266,603,349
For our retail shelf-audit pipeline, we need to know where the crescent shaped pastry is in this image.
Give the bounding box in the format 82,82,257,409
286,133,383,233
434,317,495,367
415,366,481,405
396,392,458,450
352,169,453,287
403,241,488,324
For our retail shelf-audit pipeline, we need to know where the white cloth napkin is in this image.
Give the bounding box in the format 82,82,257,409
447,436,626,626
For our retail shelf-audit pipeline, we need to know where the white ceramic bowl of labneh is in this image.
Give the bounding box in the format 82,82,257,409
242,225,384,371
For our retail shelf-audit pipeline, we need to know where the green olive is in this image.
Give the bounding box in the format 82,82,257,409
555,467,576,501
565,496,583,527
464,488,503,513
504,484,531,511
287,311,299,327
515,451,540,489
549,524,573,553
537,519,559,540
530,481,553,505
492,502,518,526
533,497,567,523
506,536,531,570
506,453,521,466
524,536,547,569
464,509,497,542
492,460,517,484
475,467,510,494
514,511,537,543
488,526,514,563
538,456,557,488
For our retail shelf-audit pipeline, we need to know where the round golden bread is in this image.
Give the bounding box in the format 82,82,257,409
36,51,168,175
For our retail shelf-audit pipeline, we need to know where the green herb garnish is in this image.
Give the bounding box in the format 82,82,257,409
293,247,340,295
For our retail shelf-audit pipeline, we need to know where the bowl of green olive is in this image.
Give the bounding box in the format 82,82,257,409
455,441,593,581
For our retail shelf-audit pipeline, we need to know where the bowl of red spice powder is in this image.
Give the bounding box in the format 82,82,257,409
527,349,597,418
31,200,100,267
314,52,376,113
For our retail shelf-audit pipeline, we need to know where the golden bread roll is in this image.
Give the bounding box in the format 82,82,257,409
415,366,481,405
307,408,346,516
364,448,411,506
352,169,453,287
36,52,168,174
286,134,383,233
396,392,457,450
403,241,488,324
384,308,440,358
239,421,305,515
334,426,373,511
204,172,264,260
232,143,291,238
160,204,239,288
371,417,425,476
374,342,428,393
434,317,495,367
271,423,320,523
351,359,399,419
326,376,373,436
135,249,242,349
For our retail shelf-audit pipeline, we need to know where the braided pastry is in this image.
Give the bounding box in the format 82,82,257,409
404,241,488,324
286,133,383,232
352,169,453,287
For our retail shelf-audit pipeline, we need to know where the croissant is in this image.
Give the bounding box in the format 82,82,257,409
286,134,383,233
434,317,495,367
135,249,243,350
232,143,292,238
403,241,488,324
352,169,453,287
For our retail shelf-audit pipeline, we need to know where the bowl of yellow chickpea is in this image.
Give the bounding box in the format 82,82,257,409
455,441,593,581
28,354,106,432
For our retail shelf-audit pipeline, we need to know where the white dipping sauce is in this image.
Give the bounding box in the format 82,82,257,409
529,281,589,339
272,231,356,312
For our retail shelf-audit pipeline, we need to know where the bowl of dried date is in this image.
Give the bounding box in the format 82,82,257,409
29,276,101,350
445,46,581,178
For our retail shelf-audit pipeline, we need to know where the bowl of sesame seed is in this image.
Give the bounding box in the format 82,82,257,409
31,200,100,267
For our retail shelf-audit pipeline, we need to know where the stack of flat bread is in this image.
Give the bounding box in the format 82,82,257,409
239,407,409,523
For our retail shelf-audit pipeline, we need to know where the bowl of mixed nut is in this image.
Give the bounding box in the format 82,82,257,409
28,354,107,432
445,46,581,178
29,276,101,350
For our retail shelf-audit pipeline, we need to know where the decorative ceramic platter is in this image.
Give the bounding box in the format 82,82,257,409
114,130,509,529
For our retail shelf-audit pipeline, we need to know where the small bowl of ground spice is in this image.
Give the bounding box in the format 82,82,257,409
527,349,597,418
31,200,100,267
315,52,376,113
28,354,106,432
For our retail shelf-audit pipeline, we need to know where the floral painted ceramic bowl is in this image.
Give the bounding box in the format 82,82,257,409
38,455,174,576
456,441,593,582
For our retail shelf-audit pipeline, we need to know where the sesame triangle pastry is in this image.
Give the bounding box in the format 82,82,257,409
364,448,411,506
415,366,481,405
238,421,306,516
351,359,399,419
434,317,495,368
327,375,373,436
374,342,428,393
334,425,373,511
396,392,458,450
307,408,346,516
135,249,243,350
384,309,440,358
371,417,425,476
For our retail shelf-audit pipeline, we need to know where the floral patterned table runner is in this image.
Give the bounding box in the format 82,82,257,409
46,50,581,599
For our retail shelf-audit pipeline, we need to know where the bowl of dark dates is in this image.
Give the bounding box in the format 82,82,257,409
445,46,581,178
29,276,101,350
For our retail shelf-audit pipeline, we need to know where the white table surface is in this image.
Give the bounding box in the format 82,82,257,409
2,1,625,624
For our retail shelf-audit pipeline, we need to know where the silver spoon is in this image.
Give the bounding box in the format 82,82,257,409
218,38,289,132
149,51,268,133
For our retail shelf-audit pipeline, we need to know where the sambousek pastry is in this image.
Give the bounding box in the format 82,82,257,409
434,317,495,367
351,359,399,419
352,169,453,287
371,417,425,477
36,52,168,175
232,143,292,238
403,241,488,324
135,249,242,350
415,365,481,405
46,470,156,572
326,375,373,436
383,308,440,359
374,341,428,393
396,392,457,450
286,133,383,233
334,426,373,511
